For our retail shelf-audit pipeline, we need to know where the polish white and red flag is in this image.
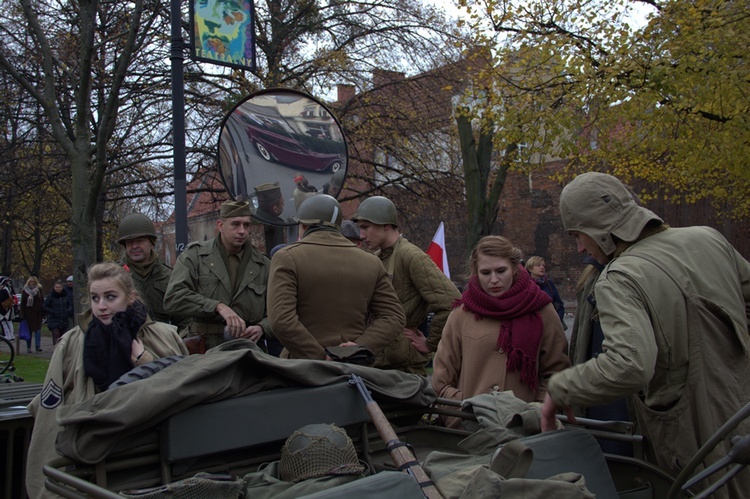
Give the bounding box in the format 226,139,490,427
426,222,450,279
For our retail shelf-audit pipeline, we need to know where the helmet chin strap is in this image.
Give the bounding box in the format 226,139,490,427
329,206,340,224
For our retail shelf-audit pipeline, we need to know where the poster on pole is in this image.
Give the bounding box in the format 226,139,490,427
189,0,256,71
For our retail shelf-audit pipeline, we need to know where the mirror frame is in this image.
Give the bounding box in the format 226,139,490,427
217,88,349,228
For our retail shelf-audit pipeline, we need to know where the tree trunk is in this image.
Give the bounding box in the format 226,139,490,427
69,154,97,316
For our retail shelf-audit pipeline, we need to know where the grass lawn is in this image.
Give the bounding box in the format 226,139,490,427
3,355,50,383
1,322,52,383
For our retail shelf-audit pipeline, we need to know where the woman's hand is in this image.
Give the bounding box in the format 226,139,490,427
131,338,147,364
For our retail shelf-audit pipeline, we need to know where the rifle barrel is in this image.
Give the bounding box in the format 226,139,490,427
349,374,442,499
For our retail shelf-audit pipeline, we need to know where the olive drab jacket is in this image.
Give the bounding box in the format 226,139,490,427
25,311,187,499
374,236,461,373
164,238,272,345
547,227,750,497
268,229,404,360
125,250,189,330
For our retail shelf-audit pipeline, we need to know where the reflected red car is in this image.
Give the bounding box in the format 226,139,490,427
238,113,343,173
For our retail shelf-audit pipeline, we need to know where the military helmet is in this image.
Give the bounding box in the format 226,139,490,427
559,172,662,256
117,213,157,245
294,194,342,229
279,424,365,482
352,196,397,226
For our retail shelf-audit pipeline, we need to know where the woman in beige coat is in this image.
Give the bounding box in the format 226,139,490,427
432,236,570,428
25,262,188,498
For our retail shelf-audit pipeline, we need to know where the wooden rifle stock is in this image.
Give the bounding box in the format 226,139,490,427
349,374,442,499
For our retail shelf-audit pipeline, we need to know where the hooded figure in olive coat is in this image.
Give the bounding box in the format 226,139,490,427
541,172,750,498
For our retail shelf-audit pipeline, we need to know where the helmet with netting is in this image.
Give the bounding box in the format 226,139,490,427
118,213,157,245
279,424,365,482
294,194,342,229
352,196,398,226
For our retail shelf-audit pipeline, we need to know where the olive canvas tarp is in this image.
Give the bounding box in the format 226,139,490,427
54,341,435,464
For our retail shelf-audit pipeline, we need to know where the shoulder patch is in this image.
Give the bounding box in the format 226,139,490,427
40,379,63,409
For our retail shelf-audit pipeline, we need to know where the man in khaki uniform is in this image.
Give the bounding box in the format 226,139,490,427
164,200,272,349
268,194,404,360
541,173,750,497
117,212,188,329
353,196,461,375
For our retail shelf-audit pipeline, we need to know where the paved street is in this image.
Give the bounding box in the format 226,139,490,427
1,328,56,362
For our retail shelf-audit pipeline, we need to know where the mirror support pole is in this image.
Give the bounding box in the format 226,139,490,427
171,0,188,256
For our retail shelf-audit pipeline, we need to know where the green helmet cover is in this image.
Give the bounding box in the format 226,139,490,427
294,194,342,229
352,196,397,226
279,424,364,482
118,213,157,245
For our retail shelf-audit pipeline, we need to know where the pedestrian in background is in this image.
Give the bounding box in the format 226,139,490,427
44,279,72,345
0,276,15,341
525,256,567,330
21,276,44,353
65,274,75,320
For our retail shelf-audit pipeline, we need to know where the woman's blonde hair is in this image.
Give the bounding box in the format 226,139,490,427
468,236,523,277
86,262,137,300
524,256,545,272
24,276,41,289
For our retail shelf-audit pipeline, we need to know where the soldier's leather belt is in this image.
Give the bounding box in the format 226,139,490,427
188,322,225,335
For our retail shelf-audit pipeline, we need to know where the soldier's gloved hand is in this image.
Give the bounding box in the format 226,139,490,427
244,325,264,343
216,303,246,337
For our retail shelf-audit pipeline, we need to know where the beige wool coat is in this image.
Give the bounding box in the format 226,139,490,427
432,302,570,427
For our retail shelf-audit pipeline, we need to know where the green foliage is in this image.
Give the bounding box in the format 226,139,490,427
459,0,750,218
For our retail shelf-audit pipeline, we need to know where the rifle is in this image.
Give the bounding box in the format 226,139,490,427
349,373,442,499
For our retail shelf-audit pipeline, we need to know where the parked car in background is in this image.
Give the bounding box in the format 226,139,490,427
238,112,343,173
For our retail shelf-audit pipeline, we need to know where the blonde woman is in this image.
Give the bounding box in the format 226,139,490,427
21,276,44,353
26,262,188,499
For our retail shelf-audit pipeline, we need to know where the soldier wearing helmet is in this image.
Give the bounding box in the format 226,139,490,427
117,213,187,329
268,194,404,360
353,196,461,375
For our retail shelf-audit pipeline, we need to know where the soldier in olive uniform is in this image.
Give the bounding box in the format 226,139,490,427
164,200,272,349
268,194,404,360
354,196,461,375
118,213,189,330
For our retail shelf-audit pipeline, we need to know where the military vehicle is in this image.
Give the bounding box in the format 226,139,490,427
34,345,750,498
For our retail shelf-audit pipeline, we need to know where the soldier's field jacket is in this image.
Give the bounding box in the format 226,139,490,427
125,251,189,330
268,229,404,360
547,226,750,495
379,237,461,352
164,237,272,337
